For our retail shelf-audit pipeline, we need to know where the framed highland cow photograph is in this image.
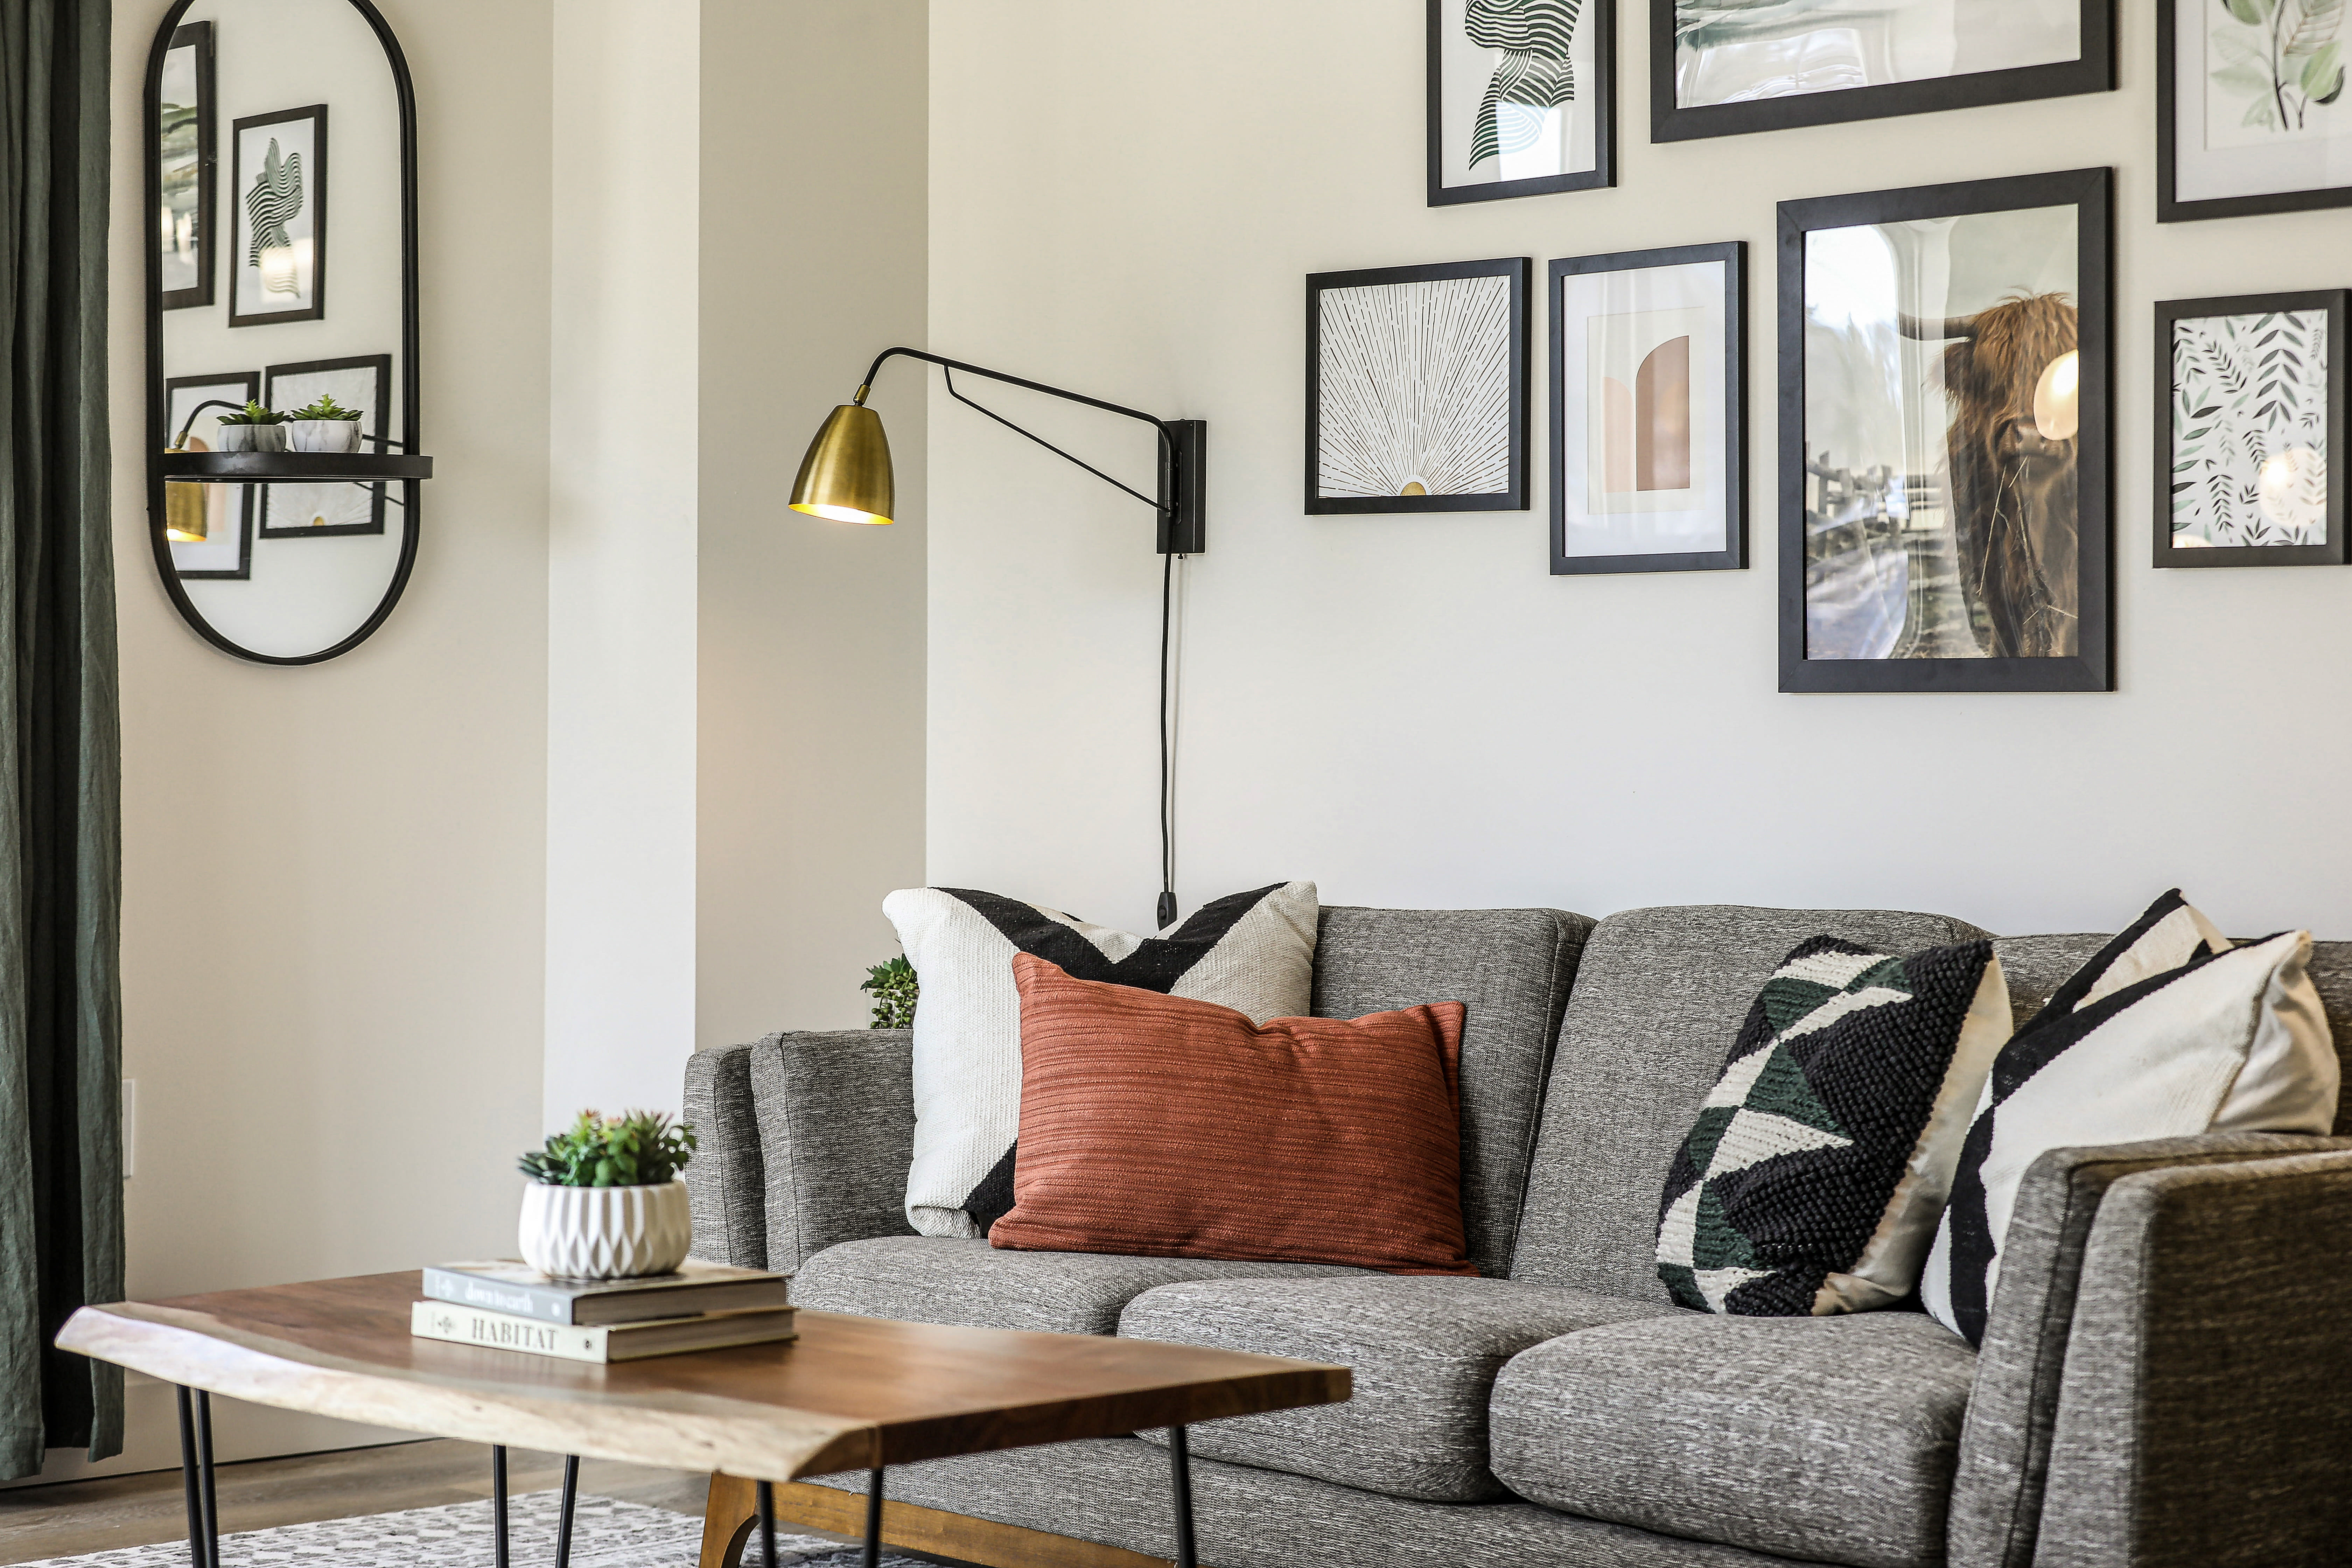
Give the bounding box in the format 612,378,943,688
1778,169,2113,693
1428,0,1616,205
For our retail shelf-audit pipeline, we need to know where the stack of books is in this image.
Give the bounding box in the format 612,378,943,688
411,1259,796,1364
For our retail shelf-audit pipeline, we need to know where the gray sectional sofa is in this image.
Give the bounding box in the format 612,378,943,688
682,905,2352,1568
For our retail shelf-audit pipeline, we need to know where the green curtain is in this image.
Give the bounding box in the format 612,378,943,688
0,0,121,1481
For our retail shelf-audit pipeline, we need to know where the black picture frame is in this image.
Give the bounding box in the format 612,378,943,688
158,21,215,312
1426,0,1616,206
1652,0,2114,143
163,370,259,581
1777,168,2114,694
261,354,393,537
2158,0,2352,222
1306,257,1531,515
228,103,328,328
1549,241,1746,575
2154,291,2348,568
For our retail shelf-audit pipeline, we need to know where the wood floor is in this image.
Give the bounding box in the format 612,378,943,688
0,1439,754,1565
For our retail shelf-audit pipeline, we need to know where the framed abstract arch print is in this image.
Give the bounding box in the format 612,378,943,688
1549,243,1747,575
1306,257,1532,514
1654,1,2114,142
1778,169,2114,694
1428,0,1615,204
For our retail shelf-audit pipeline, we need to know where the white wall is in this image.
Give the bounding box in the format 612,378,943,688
544,0,701,1126
16,0,558,1487
927,1,2352,943
696,1,927,1049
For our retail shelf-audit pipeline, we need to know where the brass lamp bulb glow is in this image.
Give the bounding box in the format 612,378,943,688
789,400,895,525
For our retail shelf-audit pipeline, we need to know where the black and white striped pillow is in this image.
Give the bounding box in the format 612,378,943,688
1922,890,2340,1343
883,882,1320,1238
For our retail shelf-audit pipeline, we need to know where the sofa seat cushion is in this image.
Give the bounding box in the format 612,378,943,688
1120,1276,1673,1503
1489,1311,1975,1568
791,1236,1367,1335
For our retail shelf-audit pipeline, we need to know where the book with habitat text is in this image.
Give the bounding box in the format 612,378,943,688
422,1259,790,1326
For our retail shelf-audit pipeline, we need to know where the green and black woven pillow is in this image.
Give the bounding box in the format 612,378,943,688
1657,934,2011,1317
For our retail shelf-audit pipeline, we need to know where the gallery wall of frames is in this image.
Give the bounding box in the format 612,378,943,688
1306,1,2352,695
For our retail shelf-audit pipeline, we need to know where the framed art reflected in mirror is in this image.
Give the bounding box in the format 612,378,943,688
1549,242,1746,575
2156,291,2347,567
1653,1,2114,142
1778,169,2113,694
2161,0,2352,220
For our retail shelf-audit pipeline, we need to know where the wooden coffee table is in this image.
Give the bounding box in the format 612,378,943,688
57,1272,1349,1568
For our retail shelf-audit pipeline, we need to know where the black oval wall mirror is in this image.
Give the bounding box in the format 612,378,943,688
144,0,429,666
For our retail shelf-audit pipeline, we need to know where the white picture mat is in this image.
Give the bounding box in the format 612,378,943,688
232,113,319,319
165,379,252,576
2175,4,2352,204
1556,260,1727,556
1435,0,1601,190
1674,0,2078,109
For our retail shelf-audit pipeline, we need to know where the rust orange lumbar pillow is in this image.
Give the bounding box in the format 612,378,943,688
989,952,1477,1276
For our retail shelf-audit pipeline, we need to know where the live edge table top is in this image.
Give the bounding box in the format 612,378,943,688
56,1271,1351,1484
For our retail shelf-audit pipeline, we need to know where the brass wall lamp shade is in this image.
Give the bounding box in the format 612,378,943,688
789,347,1207,554
789,346,1209,929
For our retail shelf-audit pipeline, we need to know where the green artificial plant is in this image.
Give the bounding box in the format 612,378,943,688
216,401,286,425
287,393,363,421
519,1110,696,1187
862,956,918,1029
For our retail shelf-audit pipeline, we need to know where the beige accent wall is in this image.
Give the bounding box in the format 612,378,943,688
927,1,2352,941
696,1,927,1048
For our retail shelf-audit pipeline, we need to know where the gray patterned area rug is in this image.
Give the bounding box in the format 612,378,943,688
13,1490,930,1568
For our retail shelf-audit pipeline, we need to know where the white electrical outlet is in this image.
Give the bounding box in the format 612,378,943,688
121,1079,135,1180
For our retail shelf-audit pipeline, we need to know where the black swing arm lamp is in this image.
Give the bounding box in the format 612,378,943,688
789,348,1208,927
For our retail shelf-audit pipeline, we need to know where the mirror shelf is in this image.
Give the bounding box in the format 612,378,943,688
161,451,433,483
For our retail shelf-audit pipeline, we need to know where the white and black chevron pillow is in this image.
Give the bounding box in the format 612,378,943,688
883,881,1320,1238
1922,890,2342,1344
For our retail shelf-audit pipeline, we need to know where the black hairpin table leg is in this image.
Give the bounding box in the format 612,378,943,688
175,1387,217,1568
863,1468,884,1568
490,1446,509,1568
1169,1426,1196,1568
755,1480,775,1568
555,1455,579,1568
193,1391,220,1568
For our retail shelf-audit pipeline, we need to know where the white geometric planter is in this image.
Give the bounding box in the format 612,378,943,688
517,1181,692,1280
286,418,362,454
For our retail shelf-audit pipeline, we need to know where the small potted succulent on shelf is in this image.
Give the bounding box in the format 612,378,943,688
284,393,364,454
214,401,288,453
517,1110,698,1279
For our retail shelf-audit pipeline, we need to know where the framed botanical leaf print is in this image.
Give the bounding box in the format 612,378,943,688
2161,0,2352,220
1655,1,2114,143
2156,292,2347,566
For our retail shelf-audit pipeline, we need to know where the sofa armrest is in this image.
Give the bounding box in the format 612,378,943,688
748,1029,918,1274
1949,1134,2352,1568
683,1043,769,1269
2027,1147,2352,1568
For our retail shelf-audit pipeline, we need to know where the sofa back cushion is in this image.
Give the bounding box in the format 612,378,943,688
1509,905,1990,1300
1311,906,1592,1278
1997,932,2352,1136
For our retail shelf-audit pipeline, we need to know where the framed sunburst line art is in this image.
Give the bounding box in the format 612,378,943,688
2156,291,2347,568
1306,258,1531,515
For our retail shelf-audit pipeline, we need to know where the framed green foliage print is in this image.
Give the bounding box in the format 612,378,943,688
2162,0,2352,220
2156,291,2348,567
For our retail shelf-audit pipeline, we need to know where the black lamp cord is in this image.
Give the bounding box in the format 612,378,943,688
1157,551,1177,932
